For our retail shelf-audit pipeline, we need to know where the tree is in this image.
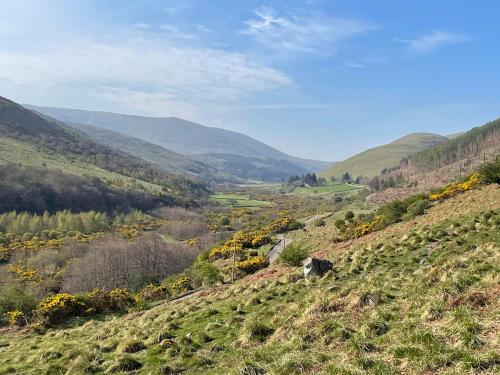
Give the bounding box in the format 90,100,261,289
345,211,355,221
341,172,352,183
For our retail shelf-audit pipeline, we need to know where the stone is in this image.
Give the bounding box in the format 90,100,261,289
303,257,333,278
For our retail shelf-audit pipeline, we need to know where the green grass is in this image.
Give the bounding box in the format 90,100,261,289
293,182,363,197
1,189,499,374
0,136,164,194
210,193,272,208
320,133,448,179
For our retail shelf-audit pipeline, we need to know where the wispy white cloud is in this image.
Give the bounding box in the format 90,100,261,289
396,30,468,55
242,7,375,55
346,62,365,69
0,39,292,117
158,24,195,39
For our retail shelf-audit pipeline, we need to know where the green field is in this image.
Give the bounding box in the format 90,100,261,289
293,182,363,196
210,193,272,208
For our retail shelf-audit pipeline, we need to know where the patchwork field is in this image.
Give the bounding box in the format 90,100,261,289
210,193,272,208
293,182,364,197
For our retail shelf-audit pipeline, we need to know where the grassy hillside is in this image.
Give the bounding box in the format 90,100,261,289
0,136,163,194
1,185,498,374
321,133,447,179
67,122,223,182
27,105,330,173
0,96,210,208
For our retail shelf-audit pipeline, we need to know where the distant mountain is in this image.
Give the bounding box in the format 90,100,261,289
321,133,448,179
65,122,310,183
191,153,310,182
26,105,330,173
0,96,209,212
66,122,223,182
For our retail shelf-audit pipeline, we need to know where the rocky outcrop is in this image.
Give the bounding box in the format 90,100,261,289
303,257,333,278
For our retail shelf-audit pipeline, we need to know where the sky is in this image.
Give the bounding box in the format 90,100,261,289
1,0,499,161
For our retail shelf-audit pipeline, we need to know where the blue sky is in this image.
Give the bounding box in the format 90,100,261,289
0,0,499,161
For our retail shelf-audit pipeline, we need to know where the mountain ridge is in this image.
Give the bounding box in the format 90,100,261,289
26,105,330,173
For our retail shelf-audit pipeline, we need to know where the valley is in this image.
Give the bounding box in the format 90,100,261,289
0,98,499,375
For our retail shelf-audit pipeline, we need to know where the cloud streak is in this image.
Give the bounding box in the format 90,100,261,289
242,7,375,55
396,30,467,55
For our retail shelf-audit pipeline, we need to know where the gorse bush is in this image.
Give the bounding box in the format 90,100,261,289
279,242,309,266
236,256,269,274
7,310,27,327
137,284,169,302
171,276,192,295
35,293,85,325
208,217,303,259
429,173,481,202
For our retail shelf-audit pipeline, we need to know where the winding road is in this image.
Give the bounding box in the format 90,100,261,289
267,233,293,263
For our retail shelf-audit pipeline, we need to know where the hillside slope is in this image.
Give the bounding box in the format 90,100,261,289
0,96,209,209
321,133,447,179
66,122,223,182
1,185,498,374
370,118,500,204
67,122,309,183
191,153,310,182
27,105,330,173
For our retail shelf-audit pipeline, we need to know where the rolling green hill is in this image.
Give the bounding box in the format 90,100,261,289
320,133,447,179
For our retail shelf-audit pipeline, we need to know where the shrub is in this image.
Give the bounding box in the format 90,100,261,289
345,211,355,221
334,219,346,229
236,256,269,274
81,288,134,313
429,173,481,201
218,216,230,226
479,156,500,184
7,310,27,327
251,234,272,247
108,288,135,311
402,199,430,220
0,286,38,325
279,243,309,267
35,293,85,324
171,276,192,295
137,284,169,302
314,219,326,227
192,261,222,286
